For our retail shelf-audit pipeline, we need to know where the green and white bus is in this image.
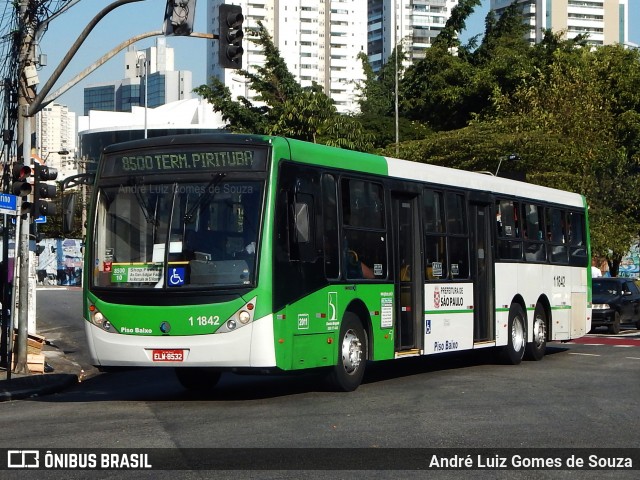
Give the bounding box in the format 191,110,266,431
84,134,592,391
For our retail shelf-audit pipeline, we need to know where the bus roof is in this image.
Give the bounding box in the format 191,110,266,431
283,137,584,209
101,133,273,154
385,156,585,208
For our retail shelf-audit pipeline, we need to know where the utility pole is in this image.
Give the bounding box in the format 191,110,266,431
13,0,38,374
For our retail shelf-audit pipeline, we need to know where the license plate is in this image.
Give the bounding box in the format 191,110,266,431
151,349,184,362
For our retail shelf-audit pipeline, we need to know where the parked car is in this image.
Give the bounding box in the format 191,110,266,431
591,277,640,334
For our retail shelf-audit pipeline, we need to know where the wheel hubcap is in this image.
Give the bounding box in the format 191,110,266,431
341,329,362,375
533,316,546,347
512,316,526,351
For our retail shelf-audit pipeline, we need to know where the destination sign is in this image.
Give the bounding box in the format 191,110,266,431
102,147,267,177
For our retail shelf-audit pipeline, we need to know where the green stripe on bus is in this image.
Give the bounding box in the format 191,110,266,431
424,310,474,315
495,306,573,313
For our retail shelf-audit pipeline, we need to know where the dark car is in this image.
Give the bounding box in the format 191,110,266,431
591,277,640,334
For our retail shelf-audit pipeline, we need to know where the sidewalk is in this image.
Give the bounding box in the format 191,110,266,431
0,341,85,401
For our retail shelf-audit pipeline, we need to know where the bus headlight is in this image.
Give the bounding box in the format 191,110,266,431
216,297,257,333
88,304,119,334
239,310,251,324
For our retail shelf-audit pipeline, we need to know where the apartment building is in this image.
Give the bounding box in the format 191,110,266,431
368,0,460,71
206,0,369,113
35,103,76,181
491,0,629,46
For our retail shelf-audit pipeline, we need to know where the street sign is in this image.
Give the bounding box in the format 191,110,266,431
34,215,47,223
0,193,18,215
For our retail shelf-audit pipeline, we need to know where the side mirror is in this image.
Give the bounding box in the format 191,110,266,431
62,192,77,234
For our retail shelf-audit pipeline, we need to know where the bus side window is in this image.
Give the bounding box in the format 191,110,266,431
445,192,469,279
496,199,523,260
289,192,317,262
341,178,387,280
547,207,568,264
423,189,447,280
523,203,546,262
568,211,587,266
322,173,340,279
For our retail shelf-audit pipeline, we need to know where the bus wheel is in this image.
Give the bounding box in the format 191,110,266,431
175,367,221,392
329,313,367,392
501,304,526,365
525,305,547,361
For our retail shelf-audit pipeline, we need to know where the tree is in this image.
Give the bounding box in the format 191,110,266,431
431,0,481,52
194,23,373,152
354,48,431,150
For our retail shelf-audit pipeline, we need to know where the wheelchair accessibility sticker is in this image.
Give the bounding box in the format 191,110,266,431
167,267,185,287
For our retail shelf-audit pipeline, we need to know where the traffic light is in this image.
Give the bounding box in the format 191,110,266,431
218,4,244,69
33,164,58,217
30,223,45,255
12,163,32,196
163,0,196,36
11,163,32,215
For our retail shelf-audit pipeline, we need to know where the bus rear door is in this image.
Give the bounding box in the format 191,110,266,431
393,193,423,354
469,195,495,343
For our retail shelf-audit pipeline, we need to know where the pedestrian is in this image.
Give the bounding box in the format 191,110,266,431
591,258,602,278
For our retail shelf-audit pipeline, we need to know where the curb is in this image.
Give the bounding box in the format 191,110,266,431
0,373,79,402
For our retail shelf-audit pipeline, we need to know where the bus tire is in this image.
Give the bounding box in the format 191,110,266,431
329,313,367,392
175,367,221,392
500,303,526,365
525,305,547,361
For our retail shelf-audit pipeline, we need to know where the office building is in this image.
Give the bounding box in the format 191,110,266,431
84,37,193,116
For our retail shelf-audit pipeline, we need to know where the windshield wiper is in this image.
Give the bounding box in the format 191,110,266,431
128,176,156,225
184,173,226,223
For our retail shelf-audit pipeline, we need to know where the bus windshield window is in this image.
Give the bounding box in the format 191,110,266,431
92,180,263,289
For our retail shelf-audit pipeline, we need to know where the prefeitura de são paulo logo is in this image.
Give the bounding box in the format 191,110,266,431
434,286,440,309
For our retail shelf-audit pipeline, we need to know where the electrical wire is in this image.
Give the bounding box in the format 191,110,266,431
0,1,71,173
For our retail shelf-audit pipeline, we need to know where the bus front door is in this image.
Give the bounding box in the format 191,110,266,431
470,199,495,343
393,194,422,353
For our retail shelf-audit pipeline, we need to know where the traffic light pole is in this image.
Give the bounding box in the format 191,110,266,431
13,104,32,374
12,0,36,374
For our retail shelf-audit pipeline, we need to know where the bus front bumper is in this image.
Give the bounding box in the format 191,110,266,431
84,314,277,368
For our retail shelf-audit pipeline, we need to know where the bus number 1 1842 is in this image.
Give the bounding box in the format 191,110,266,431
188,315,221,327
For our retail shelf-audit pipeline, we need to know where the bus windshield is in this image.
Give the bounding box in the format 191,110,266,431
91,177,264,290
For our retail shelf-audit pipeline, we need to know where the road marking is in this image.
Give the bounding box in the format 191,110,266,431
568,352,600,357
626,357,640,360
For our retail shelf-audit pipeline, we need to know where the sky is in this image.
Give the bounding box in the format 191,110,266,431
37,0,640,117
